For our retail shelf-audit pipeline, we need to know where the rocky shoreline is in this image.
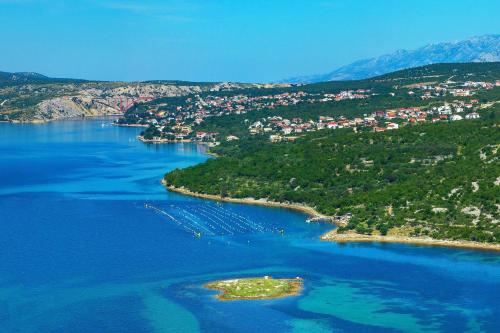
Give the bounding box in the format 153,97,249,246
321,229,500,252
164,182,500,252
1,119,49,124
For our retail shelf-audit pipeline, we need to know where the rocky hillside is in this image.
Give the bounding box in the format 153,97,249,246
285,35,500,83
0,78,286,122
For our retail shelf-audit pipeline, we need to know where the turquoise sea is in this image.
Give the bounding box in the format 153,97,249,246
0,119,499,332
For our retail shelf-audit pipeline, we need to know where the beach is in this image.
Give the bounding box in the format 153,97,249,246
322,230,500,251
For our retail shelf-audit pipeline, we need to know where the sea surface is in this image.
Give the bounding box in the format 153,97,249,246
0,119,499,333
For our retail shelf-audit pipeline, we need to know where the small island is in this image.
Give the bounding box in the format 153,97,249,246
204,276,303,300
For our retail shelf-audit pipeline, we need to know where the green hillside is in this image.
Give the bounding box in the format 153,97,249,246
372,62,500,83
165,113,500,243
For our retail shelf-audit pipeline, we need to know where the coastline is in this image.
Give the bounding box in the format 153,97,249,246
113,123,149,128
1,119,47,124
163,182,340,225
139,136,193,144
138,135,217,146
164,182,500,252
321,229,500,252
2,114,122,124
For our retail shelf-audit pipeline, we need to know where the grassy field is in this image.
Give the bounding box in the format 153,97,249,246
204,276,303,300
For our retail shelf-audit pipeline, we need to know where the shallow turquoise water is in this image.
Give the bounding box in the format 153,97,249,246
0,119,499,332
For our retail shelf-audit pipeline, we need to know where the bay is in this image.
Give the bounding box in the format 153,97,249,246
0,119,498,332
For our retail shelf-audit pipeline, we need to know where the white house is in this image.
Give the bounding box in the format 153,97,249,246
226,135,239,141
465,112,480,120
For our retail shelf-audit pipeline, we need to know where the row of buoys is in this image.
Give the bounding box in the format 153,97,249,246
176,208,217,236
192,206,252,235
186,205,248,234
145,203,203,237
145,202,287,238
190,207,239,235
202,204,267,232
194,204,268,233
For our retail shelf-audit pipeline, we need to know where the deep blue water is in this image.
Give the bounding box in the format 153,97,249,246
0,119,499,333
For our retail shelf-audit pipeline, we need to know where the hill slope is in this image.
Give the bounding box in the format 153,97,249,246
159,63,500,246
165,117,500,244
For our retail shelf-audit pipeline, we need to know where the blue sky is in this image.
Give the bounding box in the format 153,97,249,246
1,0,499,82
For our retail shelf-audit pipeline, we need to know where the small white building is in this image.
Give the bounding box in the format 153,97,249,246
269,135,282,143
465,112,480,120
226,135,239,141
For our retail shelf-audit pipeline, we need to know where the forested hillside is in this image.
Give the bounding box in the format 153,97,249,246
165,114,500,243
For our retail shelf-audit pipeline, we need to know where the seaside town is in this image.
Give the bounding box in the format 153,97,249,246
117,78,499,145
253,100,483,144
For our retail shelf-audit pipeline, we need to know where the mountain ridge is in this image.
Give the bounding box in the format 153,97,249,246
284,34,500,83
0,71,48,83
0,70,90,85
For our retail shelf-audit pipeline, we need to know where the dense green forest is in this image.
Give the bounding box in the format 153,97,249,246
165,113,500,243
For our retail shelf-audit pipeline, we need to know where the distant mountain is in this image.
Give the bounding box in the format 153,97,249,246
0,71,51,84
284,34,500,83
0,71,89,85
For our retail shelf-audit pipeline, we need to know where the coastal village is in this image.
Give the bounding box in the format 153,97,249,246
118,78,499,145
248,99,483,144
